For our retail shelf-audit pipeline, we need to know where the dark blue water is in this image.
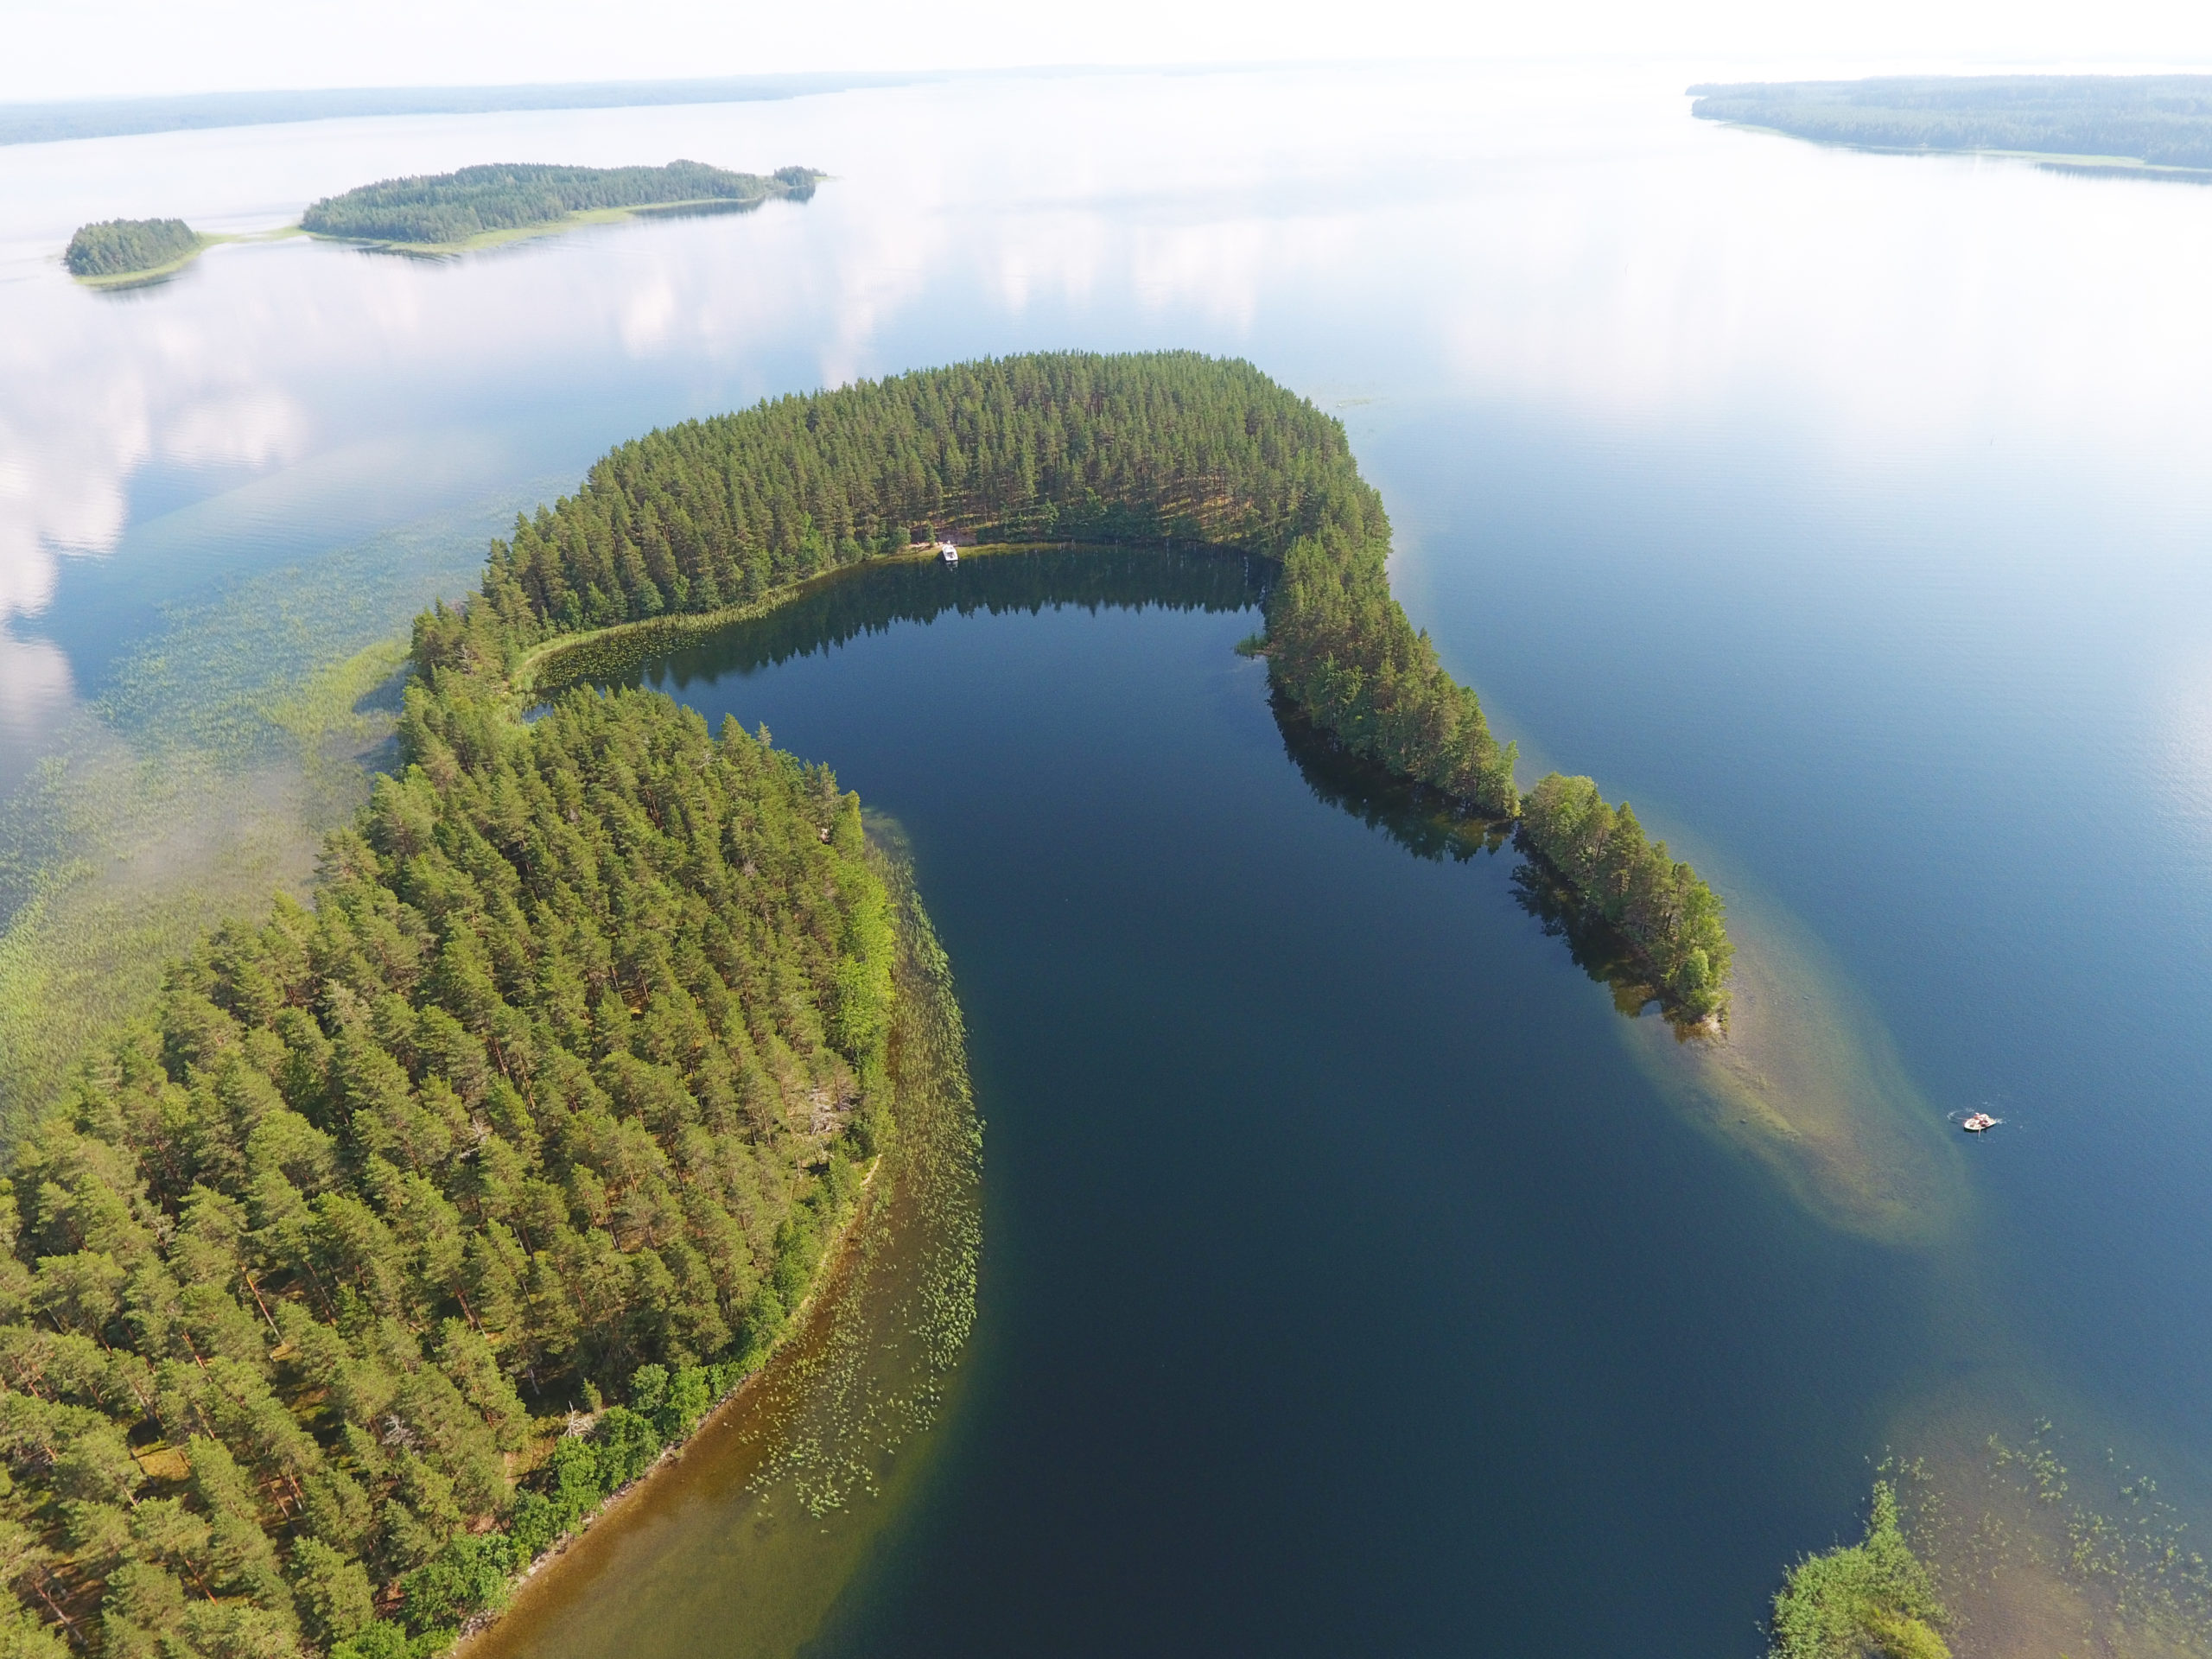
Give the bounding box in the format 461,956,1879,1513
617,552,1939,1654
1370,398,2212,1493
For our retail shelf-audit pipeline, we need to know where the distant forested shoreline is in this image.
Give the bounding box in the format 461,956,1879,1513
0,76,918,148
57,162,819,285
301,162,823,247
1690,75,2212,173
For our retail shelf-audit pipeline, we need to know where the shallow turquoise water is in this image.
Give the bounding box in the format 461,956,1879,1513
7,59,2212,1653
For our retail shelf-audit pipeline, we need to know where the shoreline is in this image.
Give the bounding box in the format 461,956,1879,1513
453,1139,891,1653
415,549,997,1656
452,352,1730,1030
1506,828,1728,1034
513,537,1216,701
1618,878,1964,1245
1260,685,1726,1031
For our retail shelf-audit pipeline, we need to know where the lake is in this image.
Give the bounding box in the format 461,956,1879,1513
8,57,2212,1656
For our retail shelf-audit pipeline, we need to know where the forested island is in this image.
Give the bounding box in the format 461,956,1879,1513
0,349,1733,1659
64,219,207,283
301,162,823,249
1690,75,2212,175
60,163,822,286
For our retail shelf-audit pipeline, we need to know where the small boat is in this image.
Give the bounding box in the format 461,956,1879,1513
938,540,959,565
1961,1112,1998,1133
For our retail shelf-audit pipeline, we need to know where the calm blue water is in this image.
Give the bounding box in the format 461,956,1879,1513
7,57,2212,1654
617,555,1936,1653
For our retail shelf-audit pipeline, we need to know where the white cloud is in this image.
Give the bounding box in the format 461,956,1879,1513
0,633,76,747
0,264,315,624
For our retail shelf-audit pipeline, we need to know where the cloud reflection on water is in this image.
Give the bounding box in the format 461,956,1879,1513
3,61,2212,655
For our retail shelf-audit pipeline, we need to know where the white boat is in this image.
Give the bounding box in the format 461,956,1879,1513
1961,1112,1997,1133
938,540,959,564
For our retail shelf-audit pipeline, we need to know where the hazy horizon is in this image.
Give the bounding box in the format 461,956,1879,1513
14,0,2212,105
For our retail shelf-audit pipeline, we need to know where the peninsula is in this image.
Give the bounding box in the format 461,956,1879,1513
489,352,1732,1022
64,217,211,283
1690,74,2212,178
0,351,1732,1659
300,161,823,251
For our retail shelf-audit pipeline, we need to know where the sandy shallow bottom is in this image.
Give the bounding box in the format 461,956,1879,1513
1880,1383,2212,1659
1623,888,1968,1248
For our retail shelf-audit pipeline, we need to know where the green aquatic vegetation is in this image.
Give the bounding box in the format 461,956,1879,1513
1885,1414,2212,1658
1770,1482,1950,1659
0,736,333,1141
0,483,917,1659
743,858,981,1522
0,506,516,1119
64,219,201,279
1984,1423,2212,1639
92,526,485,766
463,855,980,1659
300,162,822,246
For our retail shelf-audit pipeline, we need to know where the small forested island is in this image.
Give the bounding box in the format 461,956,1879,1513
300,162,823,249
1769,1482,1948,1659
64,218,207,283
0,350,1733,1659
1690,74,2212,175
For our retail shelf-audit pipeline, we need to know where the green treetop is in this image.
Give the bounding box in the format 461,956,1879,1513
65,219,200,278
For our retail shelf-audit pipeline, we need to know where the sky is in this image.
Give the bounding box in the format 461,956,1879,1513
8,0,2212,103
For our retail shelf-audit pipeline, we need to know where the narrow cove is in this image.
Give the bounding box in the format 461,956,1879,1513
557,544,1956,1656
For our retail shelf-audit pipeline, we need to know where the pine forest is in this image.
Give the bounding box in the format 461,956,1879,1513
63,219,200,279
